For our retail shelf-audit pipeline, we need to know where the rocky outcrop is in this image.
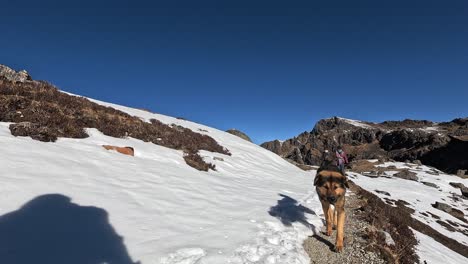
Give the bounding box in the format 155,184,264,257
0,65,31,82
261,116,468,174
226,129,252,142
393,170,418,181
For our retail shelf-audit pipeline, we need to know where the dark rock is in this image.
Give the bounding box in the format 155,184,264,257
421,181,438,188
286,147,304,164
393,170,418,181
432,202,466,221
461,186,468,198
457,169,467,177
375,190,391,196
387,165,397,169
432,202,453,213
362,171,380,178
226,129,252,142
413,160,422,165
449,182,466,189
213,157,224,161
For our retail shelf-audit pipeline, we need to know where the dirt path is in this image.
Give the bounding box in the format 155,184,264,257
303,189,387,264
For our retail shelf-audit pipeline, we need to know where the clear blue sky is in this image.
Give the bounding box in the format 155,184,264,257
2,0,467,143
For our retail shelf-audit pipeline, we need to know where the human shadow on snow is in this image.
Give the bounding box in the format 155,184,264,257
269,194,317,229
0,194,139,264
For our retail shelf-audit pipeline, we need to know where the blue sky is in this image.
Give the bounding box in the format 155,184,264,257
1,0,467,143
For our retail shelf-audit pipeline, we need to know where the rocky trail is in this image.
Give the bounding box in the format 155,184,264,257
303,187,386,264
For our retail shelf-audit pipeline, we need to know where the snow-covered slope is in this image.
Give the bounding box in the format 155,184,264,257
349,161,468,263
0,96,323,264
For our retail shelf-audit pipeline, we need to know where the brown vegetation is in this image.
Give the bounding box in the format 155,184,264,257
350,180,419,264
350,181,468,263
183,152,216,172
0,77,229,170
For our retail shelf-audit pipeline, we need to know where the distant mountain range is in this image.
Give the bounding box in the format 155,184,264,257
261,116,468,174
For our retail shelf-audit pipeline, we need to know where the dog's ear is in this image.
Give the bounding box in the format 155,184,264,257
340,177,349,189
313,174,321,186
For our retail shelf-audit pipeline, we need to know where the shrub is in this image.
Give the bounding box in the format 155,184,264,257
0,77,230,170
183,152,216,172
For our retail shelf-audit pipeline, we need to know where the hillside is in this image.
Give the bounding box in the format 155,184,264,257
1,64,467,264
0,64,323,264
261,116,468,174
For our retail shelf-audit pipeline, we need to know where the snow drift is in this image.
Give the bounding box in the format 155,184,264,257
0,95,323,264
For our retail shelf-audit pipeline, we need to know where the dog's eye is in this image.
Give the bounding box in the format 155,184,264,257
323,185,329,189
333,186,338,190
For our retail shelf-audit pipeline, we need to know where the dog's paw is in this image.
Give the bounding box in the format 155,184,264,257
326,230,333,236
334,244,344,253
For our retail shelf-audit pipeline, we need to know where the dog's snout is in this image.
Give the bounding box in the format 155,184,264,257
327,196,336,203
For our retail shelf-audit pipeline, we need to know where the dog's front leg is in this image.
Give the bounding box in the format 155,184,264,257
335,205,345,252
321,203,333,236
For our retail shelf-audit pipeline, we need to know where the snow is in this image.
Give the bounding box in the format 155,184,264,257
419,126,440,133
2,93,463,263
337,117,374,129
0,95,324,264
349,161,468,262
412,228,467,264
351,162,468,247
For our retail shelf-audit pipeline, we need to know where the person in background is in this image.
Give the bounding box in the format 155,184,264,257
336,146,348,174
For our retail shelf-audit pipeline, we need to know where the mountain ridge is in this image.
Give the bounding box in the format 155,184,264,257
261,116,468,174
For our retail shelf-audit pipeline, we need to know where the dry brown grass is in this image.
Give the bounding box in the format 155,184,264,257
0,77,229,170
183,153,216,172
350,181,419,264
351,181,468,263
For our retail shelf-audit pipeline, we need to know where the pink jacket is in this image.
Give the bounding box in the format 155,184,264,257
336,151,348,165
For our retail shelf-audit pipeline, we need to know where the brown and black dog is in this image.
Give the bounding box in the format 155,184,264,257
314,161,349,252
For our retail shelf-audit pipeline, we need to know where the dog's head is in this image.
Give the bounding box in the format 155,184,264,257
314,167,348,204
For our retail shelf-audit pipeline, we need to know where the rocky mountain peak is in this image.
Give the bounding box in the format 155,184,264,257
0,64,31,82
261,116,468,173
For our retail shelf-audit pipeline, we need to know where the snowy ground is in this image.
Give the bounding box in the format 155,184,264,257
349,161,468,263
0,96,324,264
412,228,467,264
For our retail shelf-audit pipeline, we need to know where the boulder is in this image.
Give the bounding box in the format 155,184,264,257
362,171,380,178
102,145,134,156
461,186,468,198
413,160,422,166
421,182,438,188
378,230,395,246
226,129,252,142
393,170,418,181
432,202,453,214
0,64,31,82
449,182,466,189
457,169,467,177
432,202,465,220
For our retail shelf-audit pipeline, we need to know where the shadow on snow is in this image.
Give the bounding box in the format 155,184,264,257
269,193,317,229
0,194,139,264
